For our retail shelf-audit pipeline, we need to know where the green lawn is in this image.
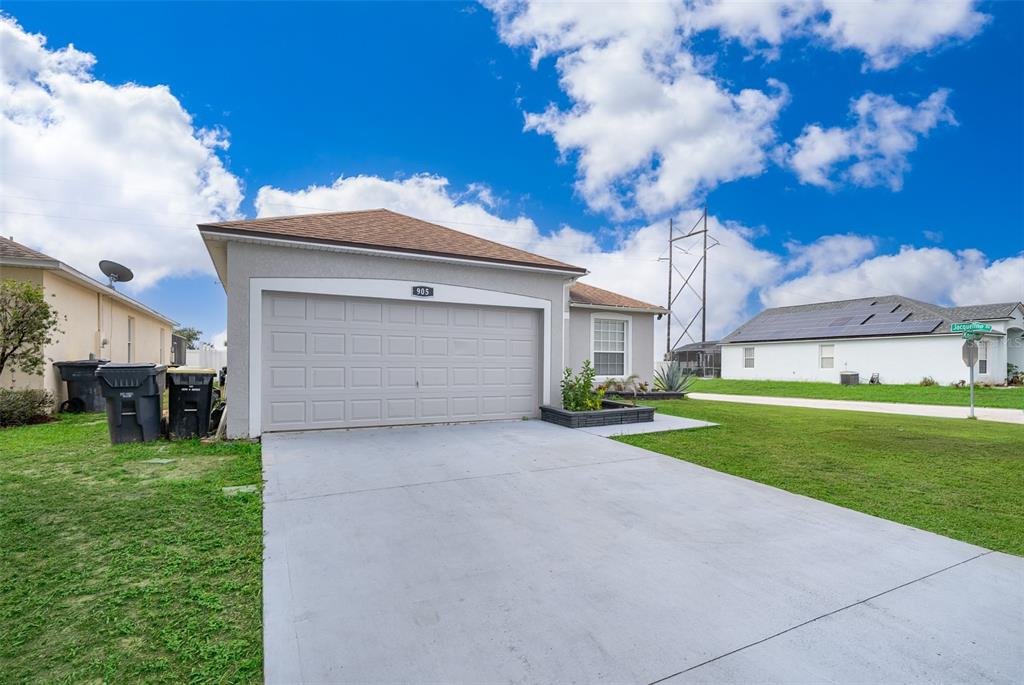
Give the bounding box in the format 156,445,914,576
619,400,1024,556
0,414,263,684
690,377,1024,409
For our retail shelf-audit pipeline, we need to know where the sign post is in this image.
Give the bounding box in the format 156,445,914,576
961,340,977,418
954,323,990,419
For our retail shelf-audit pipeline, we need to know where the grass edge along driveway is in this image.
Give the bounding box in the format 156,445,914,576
0,413,263,684
690,378,1024,409
620,400,1023,557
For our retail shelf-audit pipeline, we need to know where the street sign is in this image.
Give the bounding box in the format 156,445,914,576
962,340,978,367
951,322,992,333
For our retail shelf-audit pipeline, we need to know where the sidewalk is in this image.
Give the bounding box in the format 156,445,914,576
689,392,1024,425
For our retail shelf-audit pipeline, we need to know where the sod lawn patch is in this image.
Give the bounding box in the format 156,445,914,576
619,400,1024,556
0,413,263,684
690,377,1024,409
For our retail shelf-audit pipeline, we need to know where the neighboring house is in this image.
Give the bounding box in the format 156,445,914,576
720,295,1024,386
671,340,721,377
198,209,665,438
0,236,176,401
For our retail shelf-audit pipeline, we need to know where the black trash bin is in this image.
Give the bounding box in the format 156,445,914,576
95,363,167,444
167,367,216,439
54,358,109,412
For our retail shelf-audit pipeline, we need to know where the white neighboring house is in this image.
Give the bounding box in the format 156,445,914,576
720,295,1024,386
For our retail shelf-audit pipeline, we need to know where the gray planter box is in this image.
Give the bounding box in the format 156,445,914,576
539,400,655,428
604,390,687,401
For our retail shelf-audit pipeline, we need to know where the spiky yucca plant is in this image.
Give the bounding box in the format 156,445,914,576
653,362,695,394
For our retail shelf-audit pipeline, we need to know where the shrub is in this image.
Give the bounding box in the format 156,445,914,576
0,388,54,427
919,376,938,386
561,360,605,411
654,362,695,393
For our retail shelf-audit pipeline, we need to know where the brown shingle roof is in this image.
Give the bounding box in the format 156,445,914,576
0,236,55,262
569,282,665,312
199,209,586,274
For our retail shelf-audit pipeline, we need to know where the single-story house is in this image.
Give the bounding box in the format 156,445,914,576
198,209,665,438
720,295,1024,385
672,340,721,377
1,236,176,401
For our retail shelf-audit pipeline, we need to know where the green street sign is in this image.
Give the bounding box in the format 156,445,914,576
951,322,992,333
962,331,984,341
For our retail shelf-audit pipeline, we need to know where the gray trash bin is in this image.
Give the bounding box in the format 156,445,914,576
95,363,167,443
54,359,109,412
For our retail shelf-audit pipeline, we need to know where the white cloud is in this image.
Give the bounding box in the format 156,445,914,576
817,0,988,71
762,245,1023,309
210,330,228,349
255,173,782,348
785,89,956,190
485,1,982,218
689,0,988,71
487,0,789,218
785,233,877,274
0,14,242,290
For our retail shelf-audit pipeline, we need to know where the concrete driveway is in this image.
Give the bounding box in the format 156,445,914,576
262,420,1023,684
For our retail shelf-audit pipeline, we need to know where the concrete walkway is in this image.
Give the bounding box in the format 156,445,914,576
262,420,1023,683
690,392,1024,424
578,412,717,437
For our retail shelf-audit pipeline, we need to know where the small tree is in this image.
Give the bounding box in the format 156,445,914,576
0,280,63,378
173,326,203,350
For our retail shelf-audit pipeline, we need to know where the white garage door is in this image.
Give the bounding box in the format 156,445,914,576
261,291,541,432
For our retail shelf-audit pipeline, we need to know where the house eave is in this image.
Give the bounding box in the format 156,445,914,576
569,302,667,315
198,227,589,278
721,330,1005,345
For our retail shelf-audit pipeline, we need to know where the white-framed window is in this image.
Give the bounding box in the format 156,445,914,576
743,346,755,368
978,341,988,374
127,316,135,362
592,316,628,377
819,344,835,369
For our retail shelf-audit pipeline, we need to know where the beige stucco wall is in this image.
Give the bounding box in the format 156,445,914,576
1,266,171,404
567,307,657,384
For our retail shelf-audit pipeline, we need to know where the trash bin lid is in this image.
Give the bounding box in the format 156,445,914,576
167,367,216,375
98,362,167,373
55,359,110,367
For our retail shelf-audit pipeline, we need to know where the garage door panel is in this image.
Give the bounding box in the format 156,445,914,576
270,366,306,389
387,367,417,388
387,335,416,355
262,292,540,432
349,367,383,388
311,400,344,423
349,399,383,421
270,401,306,424
271,331,307,354
421,337,448,356
312,333,345,355
311,367,344,388
312,298,346,321
270,294,307,319
421,307,448,326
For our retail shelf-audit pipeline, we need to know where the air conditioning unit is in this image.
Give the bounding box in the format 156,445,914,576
840,371,860,385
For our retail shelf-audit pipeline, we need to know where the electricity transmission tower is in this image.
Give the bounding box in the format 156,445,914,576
660,204,719,358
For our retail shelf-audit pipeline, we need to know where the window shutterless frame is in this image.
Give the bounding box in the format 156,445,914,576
819,343,835,369
743,346,755,368
590,312,631,379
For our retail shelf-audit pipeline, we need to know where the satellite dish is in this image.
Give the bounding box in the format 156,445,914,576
99,260,134,289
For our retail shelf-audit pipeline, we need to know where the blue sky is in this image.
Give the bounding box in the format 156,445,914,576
3,1,1022,348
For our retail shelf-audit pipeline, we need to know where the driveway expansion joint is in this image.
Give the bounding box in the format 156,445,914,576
645,550,993,685
264,453,659,504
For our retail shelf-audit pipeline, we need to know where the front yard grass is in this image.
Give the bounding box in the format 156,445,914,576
619,400,1024,556
0,413,263,684
690,377,1024,409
